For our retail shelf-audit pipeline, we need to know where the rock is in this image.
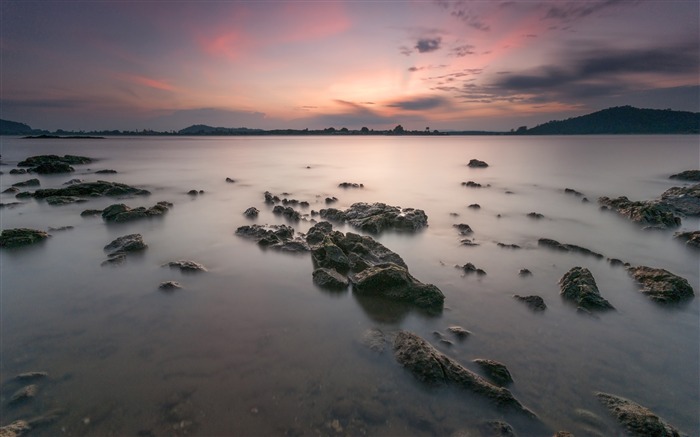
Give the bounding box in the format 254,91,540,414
95,169,117,174
325,196,338,204
320,202,428,233
461,181,482,188
538,238,604,259
518,268,532,276
473,359,513,386
312,268,350,290
18,154,91,167
598,196,681,229
553,432,574,437
559,267,614,311
447,326,471,340
304,221,334,245
45,195,87,205
669,170,700,181
674,230,700,248
0,420,31,437
527,212,544,219
104,234,147,257
338,182,364,188
360,328,386,353
165,260,208,272
225,177,235,183
312,238,351,272
480,420,516,436
47,225,73,232
352,263,444,308
0,228,50,248
63,178,83,185
243,207,259,218
187,189,201,195
32,180,150,199
608,258,626,267
101,202,170,222
34,161,75,174
393,331,535,416
272,205,301,221
11,178,40,187
159,281,182,291
660,184,700,215
0,202,24,209
334,231,408,271
9,384,38,404
514,295,546,311
458,263,486,275
2,187,20,194
626,266,694,303
460,239,480,247
467,159,488,168
468,204,481,209
15,371,48,381
9,168,27,174
497,242,521,249
263,191,281,204
453,223,473,235
564,188,584,197
80,209,104,216
236,224,309,252
596,392,685,437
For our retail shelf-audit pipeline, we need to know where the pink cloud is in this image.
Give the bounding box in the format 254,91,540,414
114,72,177,92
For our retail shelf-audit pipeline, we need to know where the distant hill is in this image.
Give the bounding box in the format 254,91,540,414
178,124,264,135
522,106,700,135
0,119,36,135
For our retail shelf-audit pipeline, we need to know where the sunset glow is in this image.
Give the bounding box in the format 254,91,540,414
1,1,698,131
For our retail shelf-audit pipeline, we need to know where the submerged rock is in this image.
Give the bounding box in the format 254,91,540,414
626,266,694,303
473,359,513,386
360,328,387,354
559,267,614,311
497,242,521,249
272,205,301,221
3,187,20,194
596,392,685,437
165,260,208,273
103,234,147,265
45,195,86,205
32,180,151,199
564,187,584,197
453,223,473,235
159,281,182,291
338,182,364,188
527,212,544,219
9,384,38,404
468,203,481,209
393,331,535,416
225,177,235,183
236,224,309,252
446,326,471,340
11,178,40,187
101,202,170,222
467,159,489,168
312,268,350,290
0,228,49,248
15,371,48,381
518,268,533,276
461,181,482,188
458,263,486,275
320,202,428,233
352,263,445,308
598,196,681,229
0,420,31,437
513,295,546,311
538,238,604,259
669,170,700,181
674,230,700,248
243,207,259,218
18,154,91,167
95,169,117,174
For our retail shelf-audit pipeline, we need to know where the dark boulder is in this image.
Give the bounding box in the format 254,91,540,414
225,177,235,183
272,205,301,221
669,170,700,181
559,267,614,311
674,230,700,248
473,359,513,386
468,203,481,209
0,228,49,248
165,260,207,272
527,212,544,219
458,263,486,275
538,238,604,259
101,202,170,222
468,159,489,168
18,154,91,167
598,196,681,229
336,232,408,271
3,187,20,194
33,161,74,174
263,191,281,204
12,178,40,187
95,169,117,174
351,263,444,308
104,233,147,255
564,188,584,197
9,168,27,174
338,182,364,188
626,266,694,303
312,268,350,290
497,242,521,249
45,196,86,206
513,295,546,311
312,238,350,272
393,331,535,416
159,281,182,291
243,207,259,218
446,326,471,340
321,202,428,233
236,224,309,252
596,392,685,437
453,223,473,235
32,180,150,199
660,184,700,216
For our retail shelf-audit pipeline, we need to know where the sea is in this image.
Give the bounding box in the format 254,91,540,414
1,135,698,436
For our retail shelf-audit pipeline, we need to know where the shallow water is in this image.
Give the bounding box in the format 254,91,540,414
1,135,698,436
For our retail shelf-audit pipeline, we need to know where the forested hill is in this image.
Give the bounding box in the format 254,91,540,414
0,119,36,135
522,106,700,134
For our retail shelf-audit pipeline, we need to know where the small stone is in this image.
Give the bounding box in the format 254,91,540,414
225,177,235,183
165,260,208,272
514,295,547,311
467,159,488,168
527,212,544,219
447,326,471,340
473,359,513,386
518,268,532,276
159,281,182,291
468,203,481,209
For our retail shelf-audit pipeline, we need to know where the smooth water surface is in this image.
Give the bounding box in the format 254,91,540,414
1,135,698,436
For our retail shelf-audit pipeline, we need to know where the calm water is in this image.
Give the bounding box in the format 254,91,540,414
1,135,698,436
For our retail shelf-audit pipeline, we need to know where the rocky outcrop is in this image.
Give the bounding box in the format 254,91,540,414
669,170,700,181
102,234,147,265
538,238,604,259
101,202,171,222
473,359,513,386
95,169,117,174
313,229,408,272
596,392,686,437
0,228,50,248
393,331,535,416
31,180,151,199
626,266,694,303
9,384,38,405
559,267,614,311
513,295,546,311
467,159,488,168
236,224,310,252
599,196,680,228
453,223,473,235
674,230,700,248
660,184,700,216
165,260,207,272
312,268,350,290
319,202,428,233
159,281,182,291
18,154,91,167
527,212,544,219
11,178,40,187
352,263,445,308
243,207,259,218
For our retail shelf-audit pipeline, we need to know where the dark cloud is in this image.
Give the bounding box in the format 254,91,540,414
386,95,450,111
544,0,629,22
415,37,442,53
399,45,413,56
451,8,490,31
452,44,476,57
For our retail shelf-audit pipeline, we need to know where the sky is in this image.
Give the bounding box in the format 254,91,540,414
1,0,698,132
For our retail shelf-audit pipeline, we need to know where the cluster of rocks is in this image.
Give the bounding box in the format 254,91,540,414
164,260,208,273
461,181,486,188
0,371,66,437
83,201,171,223
0,228,50,248
669,170,700,181
15,154,92,174
457,262,486,276
236,224,309,252
263,191,310,208
19,181,151,204
674,230,700,248
319,202,428,233
272,205,301,221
